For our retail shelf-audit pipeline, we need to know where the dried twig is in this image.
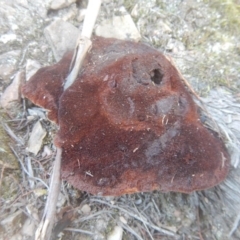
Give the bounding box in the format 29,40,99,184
10,146,49,189
0,165,5,192
90,198,176,237
35,147,62,240
133,203,154,240
64,37,92,90
35,1,102,239
120,222,144,240
64,228,94,236
64,0,102,90
27,157,35,188
77,209,113,222
2,122,24,145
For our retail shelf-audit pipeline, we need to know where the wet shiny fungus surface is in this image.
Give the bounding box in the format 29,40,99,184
22,36,230,196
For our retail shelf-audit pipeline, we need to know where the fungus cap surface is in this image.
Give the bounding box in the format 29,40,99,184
22,37,230,196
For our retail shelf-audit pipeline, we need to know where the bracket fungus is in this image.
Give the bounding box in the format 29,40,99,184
22,37,230,196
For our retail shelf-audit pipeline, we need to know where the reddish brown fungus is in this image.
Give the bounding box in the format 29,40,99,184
22,36,230,196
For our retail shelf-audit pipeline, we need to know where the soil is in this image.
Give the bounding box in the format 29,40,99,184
0,0,240,240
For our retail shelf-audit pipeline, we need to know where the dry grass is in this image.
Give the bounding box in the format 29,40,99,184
0,0,240,240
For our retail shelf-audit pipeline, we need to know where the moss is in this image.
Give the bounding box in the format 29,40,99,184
0,113,19,170
204,0,240,33
0,111,20,200
123,0,137,11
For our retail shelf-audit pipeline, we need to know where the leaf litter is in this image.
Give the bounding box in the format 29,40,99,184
0,0,240,239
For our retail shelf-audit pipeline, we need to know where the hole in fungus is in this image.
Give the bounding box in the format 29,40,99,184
22,36,230,196
137,114,146,122
150,69,163,85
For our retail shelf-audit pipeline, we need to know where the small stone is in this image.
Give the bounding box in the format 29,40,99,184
80,204,91,214
50,0,76,10
27,107,46,119
42,145,52,157
0,71,23,109
44,19,80,61
134,198,142,205
57,192,67,208
27,121,47,155
0,33,17,44
0,50,21,81
95,10,141,41
26,59,41,81
105,196,115,202
119,216,127,224
107,226,123,240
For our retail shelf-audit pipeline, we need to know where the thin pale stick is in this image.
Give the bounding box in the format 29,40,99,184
64,228,93,235
35,1,102,239
64,0,102,90
2,122,24,145
35,147,62,240
64,37,91,90
82,0,101,39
